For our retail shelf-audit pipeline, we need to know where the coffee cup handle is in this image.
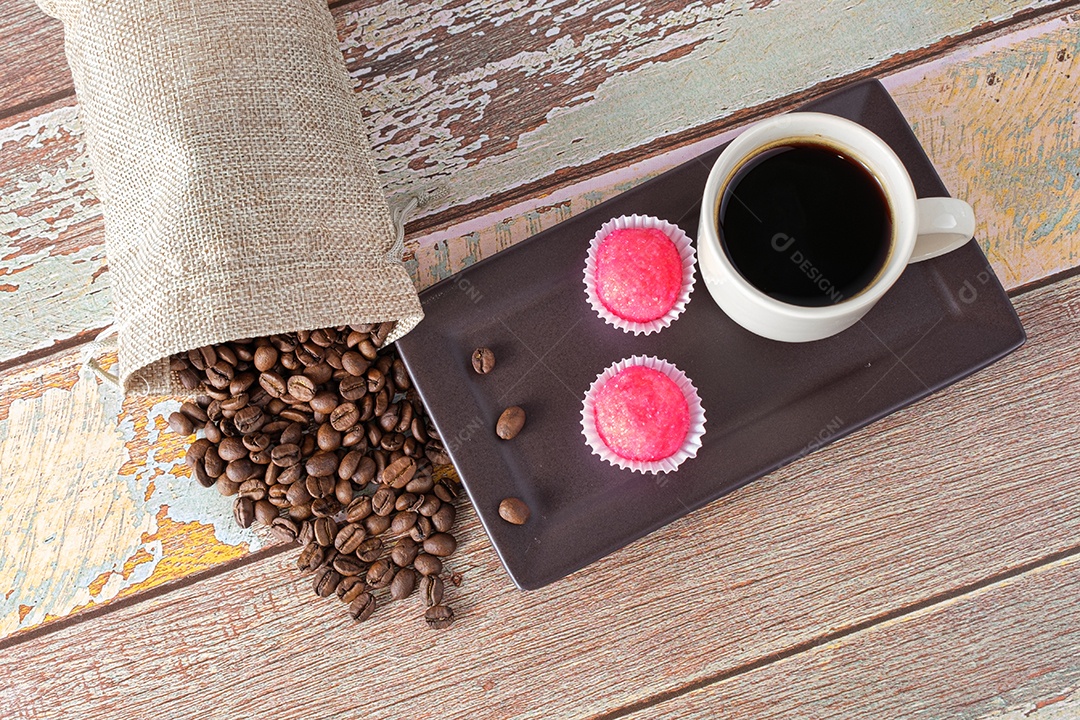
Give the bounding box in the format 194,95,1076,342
910,197,976,263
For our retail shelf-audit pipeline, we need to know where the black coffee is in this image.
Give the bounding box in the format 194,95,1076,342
717,142,892,307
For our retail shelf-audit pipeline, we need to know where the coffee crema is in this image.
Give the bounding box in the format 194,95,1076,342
717,142,892,307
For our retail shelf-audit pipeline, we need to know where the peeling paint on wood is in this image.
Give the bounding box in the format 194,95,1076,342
0,354,257,639
2,9,1080,367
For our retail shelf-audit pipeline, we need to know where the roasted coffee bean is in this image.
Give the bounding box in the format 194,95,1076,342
289,501,313,522
378,404,400,432
178,368,200,390
434,481,459,503
425,443,452,465
390,537,419,568
380,432,405,453
332,555,366,577
337,576,367,604
391,358,411,390
268,484,290,507
168,412,195,436
380,456,416,488
234,405,265,435
243,432,271,453
310,390,339,414
410,417,430,444
330,402,359,431
297,519,316,546
413,553,443,577
305,474,335,499
238,478,268,501
395,492,418,512
356,536,383,563
366,367,385,394
342,351,370,377
254,499,278,525
259,371,287,398
230,372,256,395
345,496,373,523
374,387,390,417
357,394,376,423
305,361,334,386
334,522,367,554
422,575,444,607
305,451,339,477
366,559,396,589
203,448,226,478
316,423,341,452
313,567,341,597
297,542,327,573
220,394,249,414
217,437,247,462
277,464,304,486
357,338,378,361
253,345,279,372
432,503,456,533
193,461,216,488
269,444,300,468
217,477,241,496
390,568,417,601
391,511,418,535
416,495,442,517
423,533,457,557
286,482,312,507
406,473,435,495
425,605,455,629
334,478,354,506
228,456,261,483
180,401,209,425
496,406,526,440
280,422,304,446
311,497,340,519
314,517,338,547
349,593,376,622
338,450,363,481
409,515,434,542
372,486,397,517
286,375,316,403
471,347,496,374
338,375,367,402
373,321,395,347
354,456,377,486
185,438,212,467
270,517,300,543
364,513,392,536
499,497,530,525
207,361,234,389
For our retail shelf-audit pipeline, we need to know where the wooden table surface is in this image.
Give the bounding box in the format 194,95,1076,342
1,0,1079,717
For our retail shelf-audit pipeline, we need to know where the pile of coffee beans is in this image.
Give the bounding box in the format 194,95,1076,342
167,322,459,628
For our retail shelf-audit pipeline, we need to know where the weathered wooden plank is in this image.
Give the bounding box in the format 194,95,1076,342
0,354,261,639
620,555,1080,720
3,10,1079,366
1,273,1077,717
0,0,66,117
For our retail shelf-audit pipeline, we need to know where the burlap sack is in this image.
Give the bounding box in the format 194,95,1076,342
38,0,424,394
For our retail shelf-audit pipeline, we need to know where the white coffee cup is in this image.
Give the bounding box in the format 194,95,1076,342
697,112,975,342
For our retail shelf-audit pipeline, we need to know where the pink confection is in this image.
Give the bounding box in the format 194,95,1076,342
595,227,683,323
593,365,690,462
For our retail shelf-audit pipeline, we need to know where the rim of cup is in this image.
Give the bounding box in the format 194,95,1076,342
699,112,919,320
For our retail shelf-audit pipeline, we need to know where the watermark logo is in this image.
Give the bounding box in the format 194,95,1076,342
772,233,844,304
795,415,844,460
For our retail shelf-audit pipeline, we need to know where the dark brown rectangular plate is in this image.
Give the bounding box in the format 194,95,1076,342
396,80,1026,590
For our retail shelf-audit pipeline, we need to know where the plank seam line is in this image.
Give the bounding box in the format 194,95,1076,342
0,324,112,375
0,541,293,652
1006,264,1080,298
589,542,1080,720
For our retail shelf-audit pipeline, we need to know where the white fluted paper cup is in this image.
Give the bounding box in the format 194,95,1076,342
583,214,696,335
581,355,706,475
